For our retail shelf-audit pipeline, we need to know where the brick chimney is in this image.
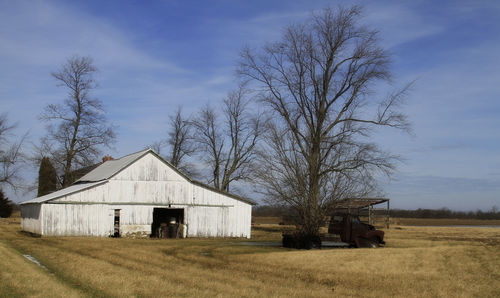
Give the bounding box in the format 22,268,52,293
102,155,114,163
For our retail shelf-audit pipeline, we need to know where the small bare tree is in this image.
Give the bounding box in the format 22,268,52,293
148,139,168,156
239,6,410,239
0,113,26,190
147,107,195,175
39,55,115,187
192,85,264,192
168,107,195,171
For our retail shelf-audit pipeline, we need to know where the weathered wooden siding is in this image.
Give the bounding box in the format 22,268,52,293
189,185,252,238
20,204,42,234
186,206,228,237
52,181,192,205
41,204,154,237
22,151,252,238
106,181,192,204
112,153,186,182
42,204,113,236
37,202,251,238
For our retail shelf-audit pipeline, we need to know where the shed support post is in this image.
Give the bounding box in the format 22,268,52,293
368,205,372,225
386,200,390,229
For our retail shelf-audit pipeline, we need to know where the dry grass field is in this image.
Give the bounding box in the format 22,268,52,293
1,213,499,297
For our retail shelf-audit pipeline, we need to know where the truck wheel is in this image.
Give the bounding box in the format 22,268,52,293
357,237,370,248
369,237,380,248
357,237,379,248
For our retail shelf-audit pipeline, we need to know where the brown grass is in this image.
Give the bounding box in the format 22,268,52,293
1,214,499,297
252,216,283,224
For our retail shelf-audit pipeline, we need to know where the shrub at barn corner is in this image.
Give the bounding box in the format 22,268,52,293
0,189,13,218
38,157,58,197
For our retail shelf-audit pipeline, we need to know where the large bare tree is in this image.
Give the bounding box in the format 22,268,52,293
192,84,264,192
39,55,115,187
239,6,410,238
0,113,26,190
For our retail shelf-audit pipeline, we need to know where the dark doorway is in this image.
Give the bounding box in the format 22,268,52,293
152,208,184,238
113,209,121,237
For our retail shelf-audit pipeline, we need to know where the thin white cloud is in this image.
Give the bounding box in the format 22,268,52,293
0,0,195,145
0,1,185,72
362,3,445,48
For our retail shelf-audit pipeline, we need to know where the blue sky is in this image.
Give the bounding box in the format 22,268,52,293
1,0,499,210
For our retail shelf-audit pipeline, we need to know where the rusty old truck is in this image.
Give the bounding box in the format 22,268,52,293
328,213,385,248
282,213,385,249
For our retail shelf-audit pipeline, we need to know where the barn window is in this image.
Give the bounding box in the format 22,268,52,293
113,209,121,237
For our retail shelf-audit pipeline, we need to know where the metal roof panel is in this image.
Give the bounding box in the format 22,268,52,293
76,149,150,182
20,181,107,204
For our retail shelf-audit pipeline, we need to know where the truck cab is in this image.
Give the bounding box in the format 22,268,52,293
328,213,385,248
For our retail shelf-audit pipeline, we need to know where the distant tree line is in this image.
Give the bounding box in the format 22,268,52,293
252,205,294,217
253,205,500,220
390,207,500,220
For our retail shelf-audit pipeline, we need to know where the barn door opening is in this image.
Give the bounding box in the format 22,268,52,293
113,209,121,237
151,208,184,238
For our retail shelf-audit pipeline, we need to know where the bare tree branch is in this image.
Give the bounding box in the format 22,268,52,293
0,113,27,191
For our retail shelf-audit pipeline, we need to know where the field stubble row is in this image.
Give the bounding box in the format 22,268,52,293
0,214,499,297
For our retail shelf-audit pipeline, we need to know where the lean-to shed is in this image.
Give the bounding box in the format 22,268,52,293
20,149,255,238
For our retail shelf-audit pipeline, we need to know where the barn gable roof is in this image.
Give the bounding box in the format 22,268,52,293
75,149,155,183
21,148,256,205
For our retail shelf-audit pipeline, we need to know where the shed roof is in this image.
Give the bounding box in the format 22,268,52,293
331,197,389,210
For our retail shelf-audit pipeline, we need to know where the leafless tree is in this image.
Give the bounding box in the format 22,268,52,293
192,84,264,192
0,113,26,190
39,55,115,187
147,107,196,175
239,6,410,237
168,107,195,171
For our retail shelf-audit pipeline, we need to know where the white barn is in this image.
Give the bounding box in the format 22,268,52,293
20,149,255,238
